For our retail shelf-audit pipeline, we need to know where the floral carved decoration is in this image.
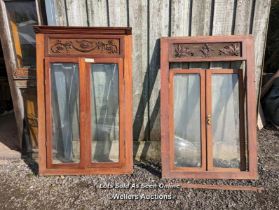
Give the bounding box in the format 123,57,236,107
174,44,194,57
200,44,214,57
173,42,241,58
51,40,72,53
92,40,118,53
219,43,241,56
50,39,119,54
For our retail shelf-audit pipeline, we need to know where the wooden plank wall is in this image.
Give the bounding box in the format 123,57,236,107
49,0,271,141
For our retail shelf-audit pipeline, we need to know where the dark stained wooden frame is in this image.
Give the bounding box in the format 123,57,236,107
35,26,133,175
4,0,42,79
161,35,257,179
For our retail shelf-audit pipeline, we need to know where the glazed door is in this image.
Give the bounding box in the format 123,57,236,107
45,58,83,168
169,69,206,171
44,57,126,171
84,58,125,168
169,68,245,174
206,69,245,171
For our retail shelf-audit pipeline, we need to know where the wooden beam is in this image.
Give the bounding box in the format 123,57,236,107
179,183,264,192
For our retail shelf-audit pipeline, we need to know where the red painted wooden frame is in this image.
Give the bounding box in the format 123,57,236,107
160,35,257,179
35,26,133,175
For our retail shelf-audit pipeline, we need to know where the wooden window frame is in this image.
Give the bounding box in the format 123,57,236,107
84,57,126,169
169,69,207,172
35,26,133,175
3,0,43,79
205,69,246,173
161,36,257,179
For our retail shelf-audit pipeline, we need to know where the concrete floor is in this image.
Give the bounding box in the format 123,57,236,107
0,112,20,160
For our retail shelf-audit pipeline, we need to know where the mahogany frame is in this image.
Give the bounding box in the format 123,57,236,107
35,26,133,175
161,36,257,179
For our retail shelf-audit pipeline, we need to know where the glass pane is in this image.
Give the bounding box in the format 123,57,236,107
5,1,38,67
90,64,119,162
174,74,201,167
51,63,80,164
212,74,240,168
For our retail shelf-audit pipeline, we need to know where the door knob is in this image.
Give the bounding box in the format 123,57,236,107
207,114,211,125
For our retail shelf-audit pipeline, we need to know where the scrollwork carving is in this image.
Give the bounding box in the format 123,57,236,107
51,40,72,53
92,40,118,53
50,39,119,55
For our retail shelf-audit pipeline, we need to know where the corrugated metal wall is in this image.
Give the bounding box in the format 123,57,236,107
45,0,271,141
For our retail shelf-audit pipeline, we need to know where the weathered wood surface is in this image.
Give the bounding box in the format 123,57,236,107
252,0,272,95
65,0,88,26
210,0,235,69
87,0,108,26
48,0,271,141
129,0,148,141
148,1,169,140
47,0,67,26
0,1,25,149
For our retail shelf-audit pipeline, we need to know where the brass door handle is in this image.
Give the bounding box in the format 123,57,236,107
207,114,211,125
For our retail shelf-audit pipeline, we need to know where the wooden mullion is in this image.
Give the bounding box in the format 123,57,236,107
205,69,213,171
200,70,207,171
85,62,92,168
79,58,87,169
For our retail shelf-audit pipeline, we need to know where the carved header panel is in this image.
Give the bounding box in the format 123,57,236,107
13,68,36,80
47,38,120,56
172,42,242,59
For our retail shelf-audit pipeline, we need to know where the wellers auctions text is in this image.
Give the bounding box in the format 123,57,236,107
99,183,180,189
110,193,174,200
